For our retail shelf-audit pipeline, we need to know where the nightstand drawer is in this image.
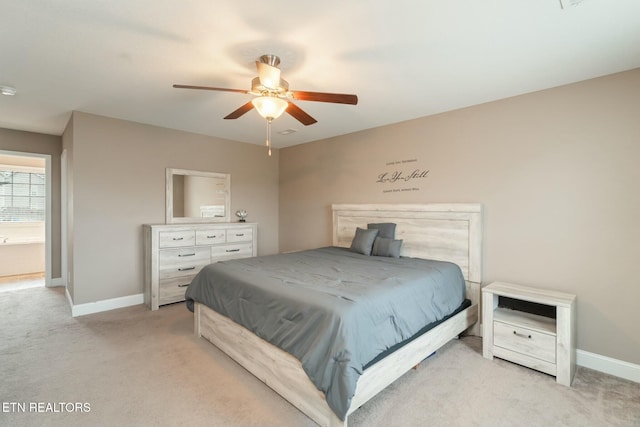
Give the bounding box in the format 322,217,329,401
494,321,556,363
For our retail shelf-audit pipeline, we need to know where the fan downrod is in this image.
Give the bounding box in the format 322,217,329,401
259,54,280,67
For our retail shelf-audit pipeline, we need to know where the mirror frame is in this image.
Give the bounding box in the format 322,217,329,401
166,168,231,224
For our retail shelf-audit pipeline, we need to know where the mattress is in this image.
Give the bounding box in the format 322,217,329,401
185,246,466,420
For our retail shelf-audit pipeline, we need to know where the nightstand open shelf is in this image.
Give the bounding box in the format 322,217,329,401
482,282,576,386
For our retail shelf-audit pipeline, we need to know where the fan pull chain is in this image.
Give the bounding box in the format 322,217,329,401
266,118,273,156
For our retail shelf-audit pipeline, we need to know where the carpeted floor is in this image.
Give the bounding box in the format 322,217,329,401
1,286,638,427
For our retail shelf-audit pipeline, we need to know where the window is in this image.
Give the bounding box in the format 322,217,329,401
0,169,46,222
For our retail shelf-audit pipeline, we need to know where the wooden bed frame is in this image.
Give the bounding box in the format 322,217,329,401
194,203,483,427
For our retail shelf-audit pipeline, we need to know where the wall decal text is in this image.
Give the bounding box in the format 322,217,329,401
377,158,429,193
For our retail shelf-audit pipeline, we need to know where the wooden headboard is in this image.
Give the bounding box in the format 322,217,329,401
332,203,483,283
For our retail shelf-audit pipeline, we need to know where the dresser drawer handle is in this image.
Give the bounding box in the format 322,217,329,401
235,233,244,237
513,331,532,339
207,235,217,238
172,237,184,241
226,249,240,253
178,253,196,257
178,283,190,288
178,267,196,271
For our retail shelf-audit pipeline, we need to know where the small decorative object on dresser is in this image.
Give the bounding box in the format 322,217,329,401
235,209,248,222
482,281,576,386
143,223,257,310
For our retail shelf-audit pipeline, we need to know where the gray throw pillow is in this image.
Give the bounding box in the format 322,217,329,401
367,222,396,239
350,227,379,256
372,237,403,258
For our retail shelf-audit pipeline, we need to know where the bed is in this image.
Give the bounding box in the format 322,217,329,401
188,203,482,427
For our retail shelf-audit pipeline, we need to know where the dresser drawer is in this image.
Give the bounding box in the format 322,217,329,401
159,275,195,305
226,228,253,243
159,247,210,279
196,229,226,245
211,243,253,261
494,321,556,363
159,230,195,248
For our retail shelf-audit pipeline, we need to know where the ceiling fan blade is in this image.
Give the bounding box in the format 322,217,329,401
224,101,255,120
173,84,249,94
286,102,317,126
291,91,358,105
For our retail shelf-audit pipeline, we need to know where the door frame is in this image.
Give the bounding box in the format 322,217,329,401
0,149,53,287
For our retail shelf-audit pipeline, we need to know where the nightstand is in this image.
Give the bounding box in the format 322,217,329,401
482,282,576,386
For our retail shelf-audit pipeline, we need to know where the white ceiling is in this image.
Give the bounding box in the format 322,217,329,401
1,1,639,149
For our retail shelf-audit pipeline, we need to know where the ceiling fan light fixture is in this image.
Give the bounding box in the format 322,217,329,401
250,77,289,96
252,96,288,120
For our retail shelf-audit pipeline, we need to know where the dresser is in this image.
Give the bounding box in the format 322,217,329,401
482,282,576,386
143,223,257,310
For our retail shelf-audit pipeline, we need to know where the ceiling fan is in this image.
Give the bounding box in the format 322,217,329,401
173,54,358,155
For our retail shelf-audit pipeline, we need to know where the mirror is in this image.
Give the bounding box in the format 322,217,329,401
166,168,230,223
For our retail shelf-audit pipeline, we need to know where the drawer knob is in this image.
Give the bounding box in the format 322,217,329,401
178,283,190,288
178,266,196,271
235,233,244,236
178,253,195,257
226,248,240,253
513,331,532,339
207,235,217,238
172,237,184,241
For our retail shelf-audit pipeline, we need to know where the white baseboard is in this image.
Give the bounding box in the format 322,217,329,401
66,291,144,317
577,349,640,383
49,277,65,287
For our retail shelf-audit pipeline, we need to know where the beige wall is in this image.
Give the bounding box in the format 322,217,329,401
0,128,62,280
65,112,279,305
279,68,640,365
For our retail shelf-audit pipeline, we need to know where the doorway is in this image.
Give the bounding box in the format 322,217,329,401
0,151,51,292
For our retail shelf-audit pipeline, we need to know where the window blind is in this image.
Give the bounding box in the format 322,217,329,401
0,170,46,222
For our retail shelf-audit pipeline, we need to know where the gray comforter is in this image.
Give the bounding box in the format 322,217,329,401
185,246,465,420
